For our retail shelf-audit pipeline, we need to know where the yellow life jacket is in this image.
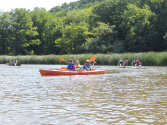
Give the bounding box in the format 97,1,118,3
76,65,81,68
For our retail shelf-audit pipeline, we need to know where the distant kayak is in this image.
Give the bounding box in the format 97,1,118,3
131,66,147,69
7,63,21,66
39,69,105,76
118,66,127,68
118,66,146,69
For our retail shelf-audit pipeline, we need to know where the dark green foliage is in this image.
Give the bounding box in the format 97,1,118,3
0,0,166,55
83,22,117,53
50,0,103,12
55,23,90,54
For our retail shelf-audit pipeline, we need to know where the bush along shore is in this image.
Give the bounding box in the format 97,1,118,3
0,52,167,66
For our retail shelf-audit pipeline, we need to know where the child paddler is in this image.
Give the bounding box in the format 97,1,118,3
67,59,76,71
75,60,81,68
83,60,91,71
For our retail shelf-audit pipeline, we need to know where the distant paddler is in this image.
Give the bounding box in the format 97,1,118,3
136,59,142,67
118,58,123,66
118,59,128,66
132,58,137,66
123,60,128,66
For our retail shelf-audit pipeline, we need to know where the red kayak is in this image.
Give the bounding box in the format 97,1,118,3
39,69,105,76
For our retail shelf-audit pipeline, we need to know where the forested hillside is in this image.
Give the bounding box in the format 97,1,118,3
0,0,166,55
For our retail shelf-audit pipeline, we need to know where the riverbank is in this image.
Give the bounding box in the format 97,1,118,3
0,52,167,66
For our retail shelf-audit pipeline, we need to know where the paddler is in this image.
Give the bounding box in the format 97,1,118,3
132,58,137,66
9,60,12,64
12,60,16,64
83,60,91,71
67,59,76,71
123,60,128,66
136,60,142,67
91,60,96,66
118,58,123,66
75,60,81,68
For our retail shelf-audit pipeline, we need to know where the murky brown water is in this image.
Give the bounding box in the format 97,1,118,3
0,65,166,125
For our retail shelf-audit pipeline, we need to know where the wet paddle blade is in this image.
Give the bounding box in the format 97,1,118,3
59,57,65,62
90,56,96,62
61,67,67,69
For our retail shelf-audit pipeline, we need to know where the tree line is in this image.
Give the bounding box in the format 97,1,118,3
0,0,166,55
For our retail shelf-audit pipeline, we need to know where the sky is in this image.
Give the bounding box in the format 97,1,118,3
0,0,78,12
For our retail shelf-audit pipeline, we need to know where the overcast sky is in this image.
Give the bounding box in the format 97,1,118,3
0,0,78,12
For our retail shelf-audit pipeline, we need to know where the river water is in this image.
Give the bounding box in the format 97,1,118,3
0,64,166,125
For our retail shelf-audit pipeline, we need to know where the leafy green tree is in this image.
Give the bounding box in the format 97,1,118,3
128,0,167,51
31,8,63,54
0,12,12,54
120,4,156,52
164,32,167,46
10,9,39,55
148,0,167,51
50,6,64,13
50,6,68,17
50,0,103,11
92,0,127,26
84,22,117,53
55,23,90,54
64,8,92,25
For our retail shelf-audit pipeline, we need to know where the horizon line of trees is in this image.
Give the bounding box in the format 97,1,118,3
0,0,166,55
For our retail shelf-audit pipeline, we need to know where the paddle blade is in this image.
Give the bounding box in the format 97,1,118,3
59,57,65,62
89,56,96,62
61,67,67,69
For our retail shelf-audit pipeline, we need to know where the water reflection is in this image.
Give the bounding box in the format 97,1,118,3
0,65,166,124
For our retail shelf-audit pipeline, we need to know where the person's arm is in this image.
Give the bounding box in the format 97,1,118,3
85,65,91,71
89,66,92,70
84,65,89,70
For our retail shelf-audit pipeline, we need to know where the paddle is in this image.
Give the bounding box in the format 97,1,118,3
59,57,66,62
59,56,96,63
89,56,96,62
61,67,67,69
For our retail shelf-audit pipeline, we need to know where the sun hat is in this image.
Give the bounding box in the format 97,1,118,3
85,60,90,63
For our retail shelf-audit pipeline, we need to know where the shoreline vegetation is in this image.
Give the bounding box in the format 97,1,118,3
0,52,167,66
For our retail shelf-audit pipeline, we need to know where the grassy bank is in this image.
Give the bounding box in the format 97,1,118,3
0,52,167,66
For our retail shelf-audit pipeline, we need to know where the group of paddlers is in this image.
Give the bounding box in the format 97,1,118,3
118,58,142,67
8,60,20,66
67,59,96,71
68,57,142,71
